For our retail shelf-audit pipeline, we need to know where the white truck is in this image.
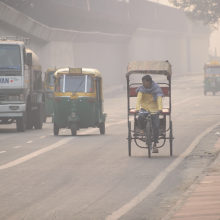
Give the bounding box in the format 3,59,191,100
0,36,45,132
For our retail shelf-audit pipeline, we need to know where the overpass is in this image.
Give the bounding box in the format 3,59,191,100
0,0,210,87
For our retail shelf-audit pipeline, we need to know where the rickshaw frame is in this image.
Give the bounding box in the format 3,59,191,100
126,60,173,158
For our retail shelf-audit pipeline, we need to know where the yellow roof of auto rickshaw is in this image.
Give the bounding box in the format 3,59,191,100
126,60,172,77
46,68,65,73
204,61,220,67
54,68,102,78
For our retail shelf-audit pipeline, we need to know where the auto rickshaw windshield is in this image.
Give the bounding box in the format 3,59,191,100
207,67,220,75
55,75,94,93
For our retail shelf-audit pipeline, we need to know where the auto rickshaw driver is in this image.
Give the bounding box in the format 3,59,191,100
133,75,164,153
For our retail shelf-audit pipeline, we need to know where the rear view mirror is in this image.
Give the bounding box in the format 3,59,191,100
26,53,32,66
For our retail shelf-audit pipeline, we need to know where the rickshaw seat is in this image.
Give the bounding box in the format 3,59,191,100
129,86,169,97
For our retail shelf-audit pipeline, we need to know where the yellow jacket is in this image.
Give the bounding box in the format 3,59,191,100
136,92,162,112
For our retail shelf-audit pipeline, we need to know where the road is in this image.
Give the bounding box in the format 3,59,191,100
0,72,220,220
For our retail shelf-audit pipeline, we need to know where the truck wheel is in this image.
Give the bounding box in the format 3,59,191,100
71,123,77,136
42,103,47,122
99,122,105,134
34,103,43,129
54,123,59,135
26,105,33,129
16,115,26,132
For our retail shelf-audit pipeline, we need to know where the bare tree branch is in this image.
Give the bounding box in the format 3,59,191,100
169,0,220,26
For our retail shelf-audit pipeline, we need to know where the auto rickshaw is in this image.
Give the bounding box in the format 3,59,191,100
53,67,106,136
43,68,56,121
126,60,173,158
204,61,220,95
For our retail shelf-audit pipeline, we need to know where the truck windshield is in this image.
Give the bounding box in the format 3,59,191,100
55,75,94,93
46,71,55,87
0,45,21,71
207,67,220,75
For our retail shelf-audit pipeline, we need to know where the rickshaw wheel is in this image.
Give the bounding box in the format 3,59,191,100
169,121,173,156
99,122,105,135
213,91,216,96
71,123,77,136
128,121,131,156
53,123,59,135
204,89,207,96
146,121,151,158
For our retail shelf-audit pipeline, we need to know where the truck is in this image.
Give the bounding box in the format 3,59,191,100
0,36,45,132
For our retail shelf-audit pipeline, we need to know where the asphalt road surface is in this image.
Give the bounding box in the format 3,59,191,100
0,72,220,220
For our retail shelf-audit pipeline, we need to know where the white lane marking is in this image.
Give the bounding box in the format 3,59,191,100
173,95,203,106
0,120,127,171
14,146,21,149
0,151,6,154
40,136,45,139
26,141,33,144
105,121,220,220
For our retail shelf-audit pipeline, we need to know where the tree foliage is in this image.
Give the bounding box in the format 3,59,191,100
169,0,220,26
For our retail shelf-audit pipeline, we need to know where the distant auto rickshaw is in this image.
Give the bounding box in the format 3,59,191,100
126,60,174,158
53,68,106,136
43,68,56,121
204,61,220,95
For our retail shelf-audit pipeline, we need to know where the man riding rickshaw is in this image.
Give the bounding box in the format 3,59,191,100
127,60,173,158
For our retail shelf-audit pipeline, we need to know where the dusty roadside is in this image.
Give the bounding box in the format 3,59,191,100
161,125,220,220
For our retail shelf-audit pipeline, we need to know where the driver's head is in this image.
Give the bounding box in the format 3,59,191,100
142,75,152,88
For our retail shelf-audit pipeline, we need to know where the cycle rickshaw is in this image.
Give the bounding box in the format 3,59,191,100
126,61,173,158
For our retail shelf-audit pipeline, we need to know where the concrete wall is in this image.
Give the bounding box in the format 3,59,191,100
0,1,210,89
128,28,209,74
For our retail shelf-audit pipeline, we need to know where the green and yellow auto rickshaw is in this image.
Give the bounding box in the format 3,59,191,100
43,68,56,121
53,68,106,136
204,61,220,95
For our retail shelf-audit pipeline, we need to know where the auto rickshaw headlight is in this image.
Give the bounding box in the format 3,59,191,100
71,112,76,118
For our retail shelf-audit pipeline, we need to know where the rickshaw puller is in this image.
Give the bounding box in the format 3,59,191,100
135,75,164,153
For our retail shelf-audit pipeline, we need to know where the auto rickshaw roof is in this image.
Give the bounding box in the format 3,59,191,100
204,61,220,67
54,68,102,78
46,68,65,73
126,61,172,77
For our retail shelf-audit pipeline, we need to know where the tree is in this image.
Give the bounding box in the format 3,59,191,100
169,0,220,26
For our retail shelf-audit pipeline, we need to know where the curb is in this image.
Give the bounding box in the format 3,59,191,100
161,136,220,220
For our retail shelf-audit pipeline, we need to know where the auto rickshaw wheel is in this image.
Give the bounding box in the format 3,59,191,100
204,89,207,96
71,123,77,136
146,121,152,158
169,121,173,156
213,91,216,96
54,123,59,135
99,122,105,135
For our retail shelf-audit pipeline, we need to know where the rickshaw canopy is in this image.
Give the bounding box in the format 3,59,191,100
54,68,102,78
126,61,172,77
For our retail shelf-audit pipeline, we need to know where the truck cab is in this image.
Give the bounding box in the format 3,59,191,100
0,36,44,131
